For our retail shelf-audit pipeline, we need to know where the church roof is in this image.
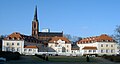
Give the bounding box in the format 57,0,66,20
38,32,63,37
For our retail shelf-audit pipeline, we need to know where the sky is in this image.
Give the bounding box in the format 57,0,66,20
0,0,120,37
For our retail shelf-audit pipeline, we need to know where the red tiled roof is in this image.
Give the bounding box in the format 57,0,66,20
49,36,70,43
77,34,114,44
82,46,97,50
71,48,79,50
4,32,23,40
24,45,37,48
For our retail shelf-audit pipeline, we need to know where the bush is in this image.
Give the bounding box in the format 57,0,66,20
102,55,120,62
0,51,21,61
35,54,46,60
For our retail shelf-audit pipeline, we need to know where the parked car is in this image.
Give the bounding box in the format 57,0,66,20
0,57,6,62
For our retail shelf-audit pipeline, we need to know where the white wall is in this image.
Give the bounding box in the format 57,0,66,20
2,40,24,54
23,48,38,55
77,42,118,56
48,39,71,55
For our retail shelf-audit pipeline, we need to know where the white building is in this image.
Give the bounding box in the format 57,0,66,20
2,32,38,55
77,34,118,56
48,37,71,56
2,32,118,56
23,45,38,55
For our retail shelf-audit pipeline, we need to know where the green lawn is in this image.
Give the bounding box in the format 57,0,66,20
48,56,87,62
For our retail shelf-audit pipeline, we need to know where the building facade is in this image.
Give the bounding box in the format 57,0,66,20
48,37,71,56
2,32,39,55
77,34,118,56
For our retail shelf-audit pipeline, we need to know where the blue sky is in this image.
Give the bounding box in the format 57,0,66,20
0,0,120,37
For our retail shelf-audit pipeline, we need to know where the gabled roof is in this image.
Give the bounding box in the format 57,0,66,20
49,36,70,43
24,45,38,48
4,32,23,40
82,46,97,50
77,34,115,44
4,32,40,43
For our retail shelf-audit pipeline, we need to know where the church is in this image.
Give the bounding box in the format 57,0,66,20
32,6,63,45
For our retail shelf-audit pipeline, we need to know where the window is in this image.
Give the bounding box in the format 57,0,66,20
101,50,104,53
101,44,103,47
58,45,61,47
111,50,114,53
93,50,96,52
111,45,113,47
24,49,27,51
18,38,20,40
55,44,57,47
106,44,108,47
84,50,87,52
17,43,20,46
102,40,105,42
11,47,15,52
89,50,92,52
106,50,109,53
17,48,20,51
58,49,60,52
12,43,14,45
29,49,32,51
34,22,36,28
72,51,73,53
67,45,69,47
12,38,14,40
6,43,9,46
6,47,9,51
67,50,69,52
33,49,36,52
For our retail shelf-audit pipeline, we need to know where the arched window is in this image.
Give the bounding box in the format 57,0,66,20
34,23,36,28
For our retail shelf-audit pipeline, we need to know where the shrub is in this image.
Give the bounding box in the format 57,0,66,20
0,51,21,61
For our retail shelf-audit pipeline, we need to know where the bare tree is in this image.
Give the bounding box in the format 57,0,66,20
113,25,120,44
64,34,82,43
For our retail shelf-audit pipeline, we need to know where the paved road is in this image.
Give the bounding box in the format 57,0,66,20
4,56,120,64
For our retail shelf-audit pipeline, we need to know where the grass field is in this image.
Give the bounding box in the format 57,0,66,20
48,56,91,62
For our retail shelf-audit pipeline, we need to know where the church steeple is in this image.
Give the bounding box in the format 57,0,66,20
32,5,39,38
33,5,38,21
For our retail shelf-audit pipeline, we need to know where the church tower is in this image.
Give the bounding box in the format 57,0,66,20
32,6,39,38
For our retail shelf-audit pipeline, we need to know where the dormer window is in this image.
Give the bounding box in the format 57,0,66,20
12,38,14,40
18,38,20,40
14,37,17,40
102,40,105,42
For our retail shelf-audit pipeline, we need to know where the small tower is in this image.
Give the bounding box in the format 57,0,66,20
32,6,39,38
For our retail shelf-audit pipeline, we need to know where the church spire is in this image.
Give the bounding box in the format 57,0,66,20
33,5,38,21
